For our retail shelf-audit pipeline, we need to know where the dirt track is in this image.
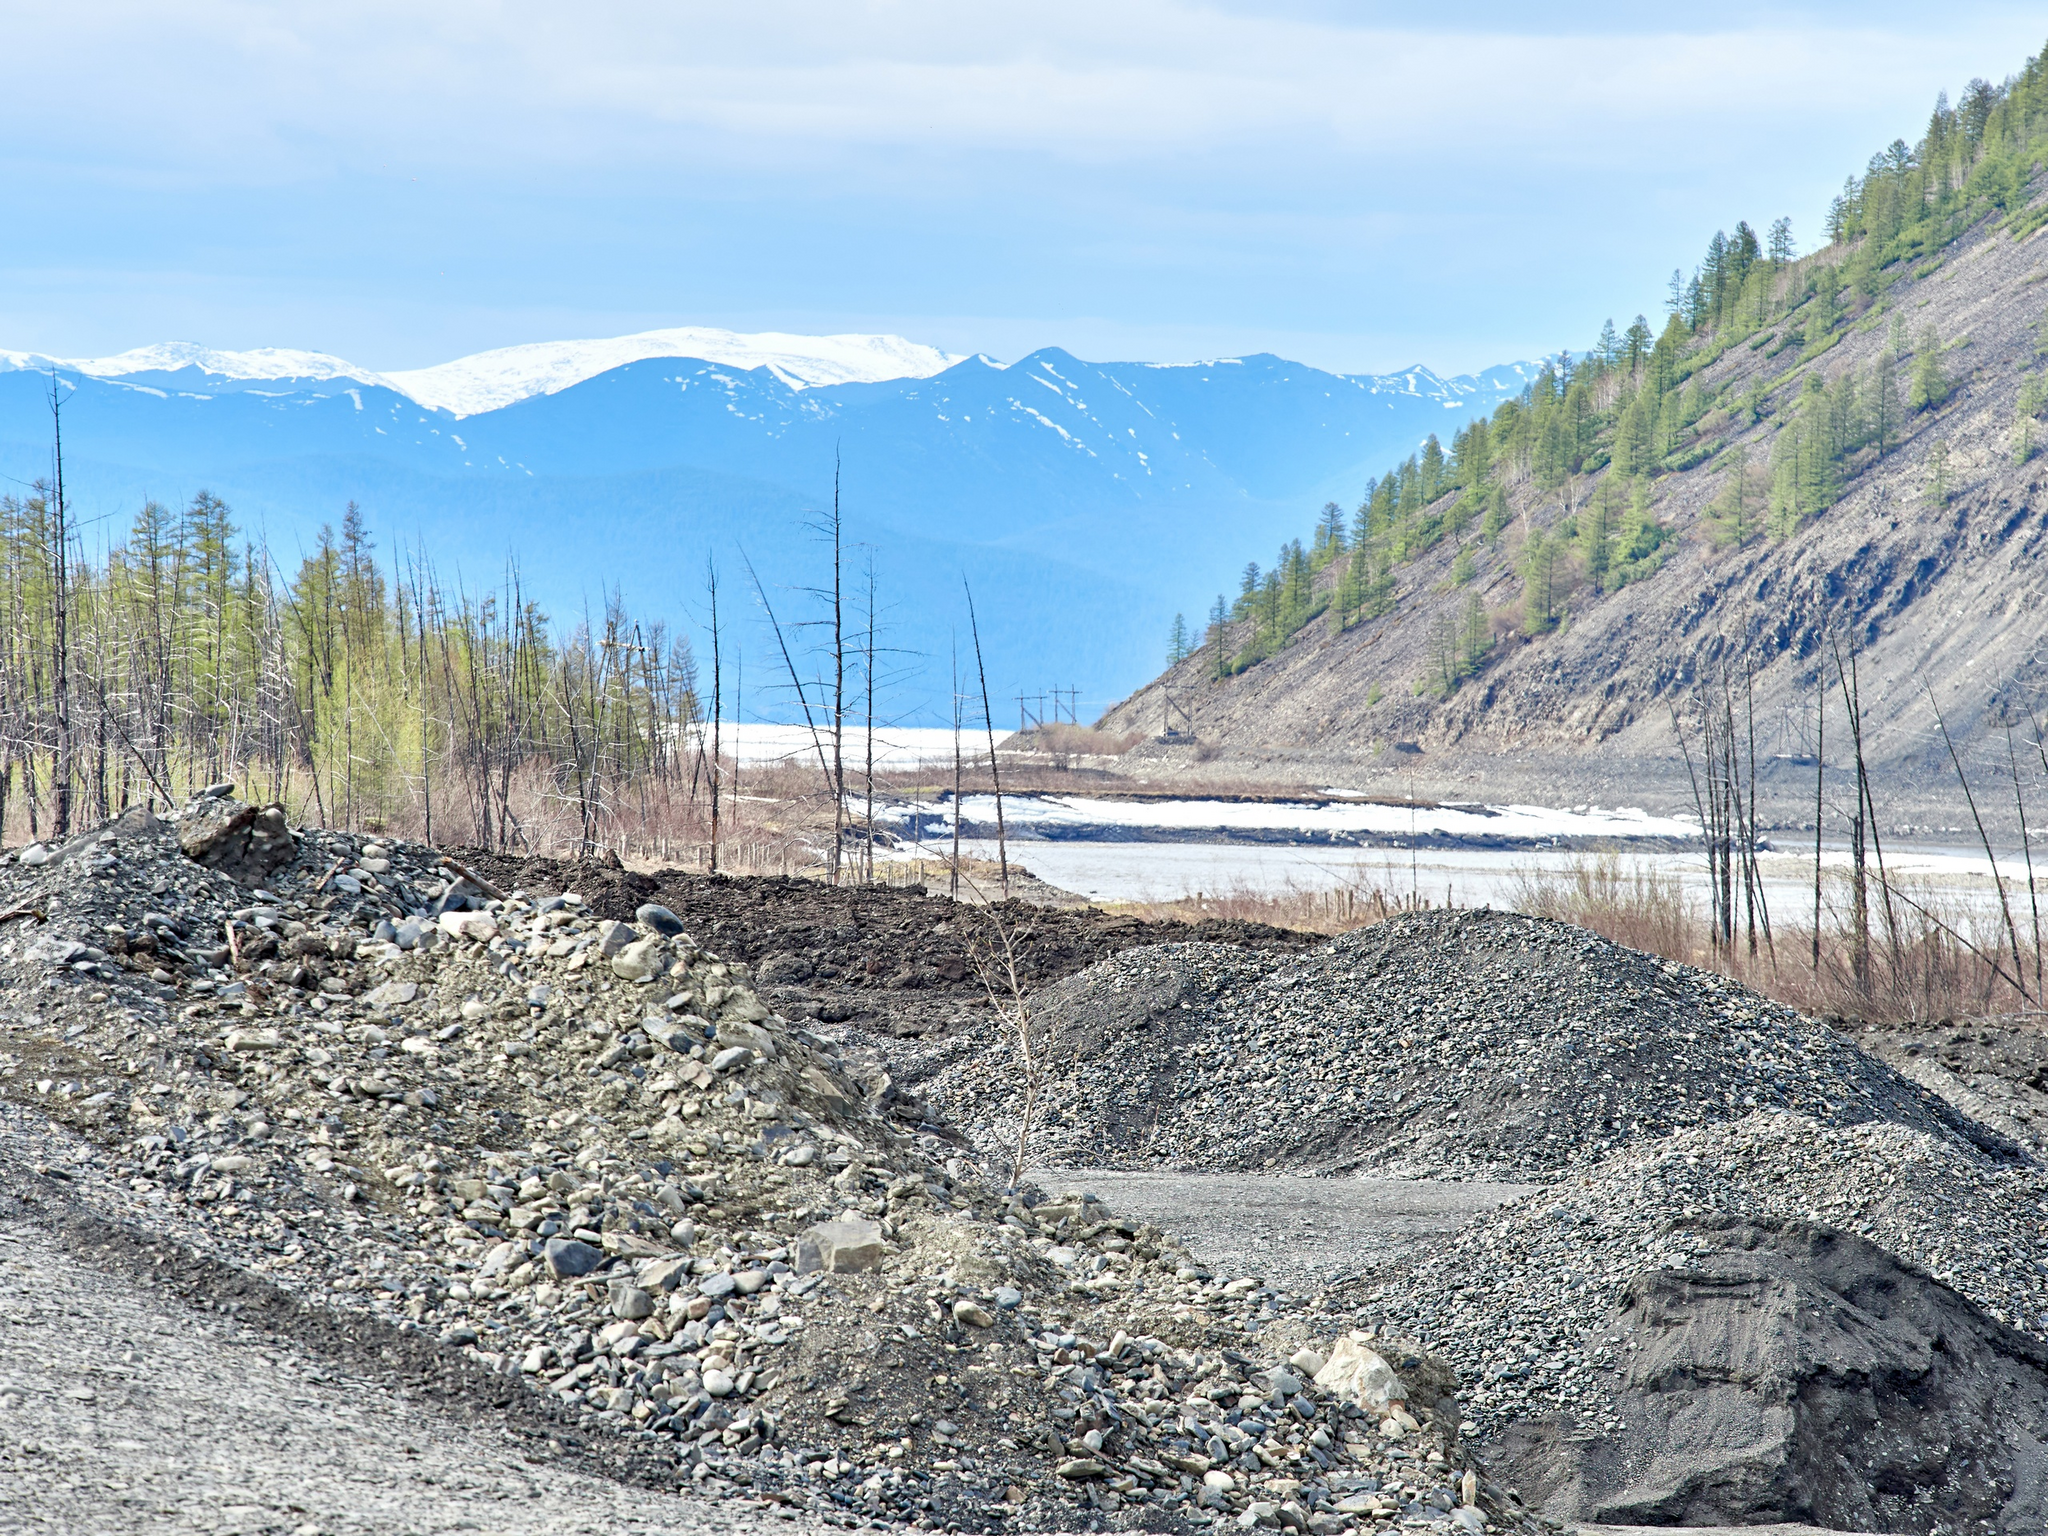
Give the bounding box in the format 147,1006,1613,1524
1025,1170,1540,1296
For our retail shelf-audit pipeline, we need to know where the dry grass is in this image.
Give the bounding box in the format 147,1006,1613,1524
1508,854,2048,1024
1114,876,1450,936
1011,724,1144,760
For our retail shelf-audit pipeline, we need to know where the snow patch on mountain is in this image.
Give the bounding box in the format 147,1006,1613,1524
0,342,391,389
384,327,966,417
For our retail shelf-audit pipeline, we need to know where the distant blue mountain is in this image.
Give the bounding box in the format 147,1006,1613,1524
0,340,1537,721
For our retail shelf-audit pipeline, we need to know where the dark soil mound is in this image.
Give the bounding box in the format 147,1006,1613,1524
456,849,1319,1039
1359,1112,2048,1430
897,909,2018,1177
1491,1218,2048,1534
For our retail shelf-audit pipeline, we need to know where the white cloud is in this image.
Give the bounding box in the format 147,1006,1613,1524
6,3,2045,373
9,3,2041,181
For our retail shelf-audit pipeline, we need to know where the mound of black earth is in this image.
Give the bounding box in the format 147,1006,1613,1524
896,909,2018,1178
1359,1111,2048,1436
1486,1217,2048,1534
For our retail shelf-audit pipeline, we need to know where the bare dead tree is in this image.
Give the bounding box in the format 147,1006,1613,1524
951,633,963,899
829,454,846,885
966,901,1044,1188
742,546,838,827
1812,660,1825,972
861,552,877,884
964,578,1008,897
2006,719,2042,996
47,377,71,839
1927,681,2028,1001
706,556,723,876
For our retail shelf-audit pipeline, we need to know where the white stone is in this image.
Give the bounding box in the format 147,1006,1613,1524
1313,1338,1408,1411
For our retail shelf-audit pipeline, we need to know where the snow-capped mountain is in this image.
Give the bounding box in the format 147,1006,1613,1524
0,341,385,389
385,328,964,415
0,330,1537,716
0,327,964,417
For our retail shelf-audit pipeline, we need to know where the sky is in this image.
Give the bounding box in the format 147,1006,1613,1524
5,2,2046,378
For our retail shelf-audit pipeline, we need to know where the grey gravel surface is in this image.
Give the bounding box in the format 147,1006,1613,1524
0,1192,815,1536
1027,1170,1537,1297
897,911,2018,1179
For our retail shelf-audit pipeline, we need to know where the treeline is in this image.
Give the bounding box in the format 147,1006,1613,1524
0,484,707,855
1181,41,2048,692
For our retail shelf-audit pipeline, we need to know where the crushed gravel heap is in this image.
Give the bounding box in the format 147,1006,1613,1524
1482,1216,2048,1535
893,910,2018,1179
0,797,1535,1535
1355,1110,2048,1440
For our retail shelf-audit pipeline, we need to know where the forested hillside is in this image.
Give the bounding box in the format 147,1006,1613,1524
1112,48,2048,817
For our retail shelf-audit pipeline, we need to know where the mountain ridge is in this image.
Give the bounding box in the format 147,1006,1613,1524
0,335,1538,718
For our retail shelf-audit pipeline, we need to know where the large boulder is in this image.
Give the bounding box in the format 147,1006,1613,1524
176,795,297,886
796,1218,886,1274
1493,1217,2048,1534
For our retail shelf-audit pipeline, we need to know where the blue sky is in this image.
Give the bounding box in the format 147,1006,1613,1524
6,2,2046,376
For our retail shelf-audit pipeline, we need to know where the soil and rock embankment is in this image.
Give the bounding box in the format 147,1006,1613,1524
0,798,1524,1536
457,847,1321,1040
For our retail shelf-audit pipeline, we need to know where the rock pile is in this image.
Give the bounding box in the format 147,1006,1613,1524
1356,1110,2048,1437
895,911,2017,1178
1483,1217,2048,1534
0,797,1538,1533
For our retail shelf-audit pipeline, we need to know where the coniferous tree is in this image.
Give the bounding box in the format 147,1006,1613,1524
1768,217,1794,266
1313,502,1346,564
1910,325,1951,411
1709,447,1758,547
1871,351,1903,456
1459,592,1490,673
1480,485,1508,543
1622,316,1653,374
1580,478,1621,586
1419,436,1445,501
1925,440,1951,507
1520,531,1559,634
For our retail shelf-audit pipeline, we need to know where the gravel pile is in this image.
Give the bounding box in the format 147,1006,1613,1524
0,796,1534,1535
895,910,2017,1179
1355,1110,2048,1439
1482,1215,2048,1534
